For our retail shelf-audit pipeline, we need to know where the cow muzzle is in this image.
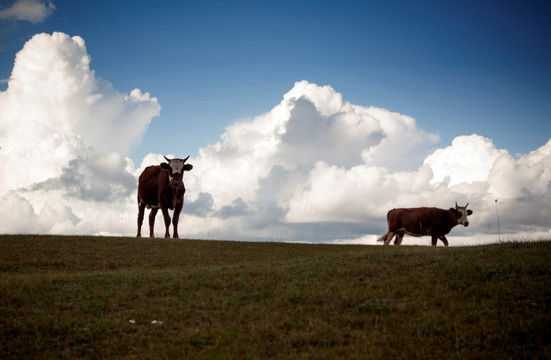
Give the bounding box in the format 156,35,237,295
464,221,469,227
169,174,182,187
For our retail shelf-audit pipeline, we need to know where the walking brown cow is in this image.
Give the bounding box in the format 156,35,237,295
377,202,473,246
137,156,193,238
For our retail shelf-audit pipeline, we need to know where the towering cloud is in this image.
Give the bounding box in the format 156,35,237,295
0,32,160,234
1,33,549,244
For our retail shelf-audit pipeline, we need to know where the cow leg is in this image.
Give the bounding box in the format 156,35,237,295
161,207,172,238
172,203,183,239
431,235,438,246
393,232,404,245
137,201,146,237
439,236,449,247
148,208,158,238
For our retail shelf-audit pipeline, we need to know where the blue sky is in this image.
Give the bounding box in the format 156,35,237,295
2,0,550,166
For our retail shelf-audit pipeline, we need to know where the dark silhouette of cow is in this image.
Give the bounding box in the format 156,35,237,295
377,202,473,246
137,156,193,238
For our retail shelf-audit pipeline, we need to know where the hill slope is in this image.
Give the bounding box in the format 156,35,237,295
1,235,550,359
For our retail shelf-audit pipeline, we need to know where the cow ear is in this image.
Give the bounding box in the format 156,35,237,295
184,164,193,171
160,162,170,170
467,209,473,215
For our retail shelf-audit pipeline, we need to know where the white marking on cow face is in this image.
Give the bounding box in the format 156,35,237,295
455,203,472,227
169,159,185,175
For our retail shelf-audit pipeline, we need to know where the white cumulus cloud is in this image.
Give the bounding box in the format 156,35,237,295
0,32,160,235
424,134,507,186
0,0,55,23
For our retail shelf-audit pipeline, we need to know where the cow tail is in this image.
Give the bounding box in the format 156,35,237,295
376,209,395,243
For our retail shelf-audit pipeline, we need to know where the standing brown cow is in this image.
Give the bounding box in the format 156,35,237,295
137,156,193,238
377,202,473,246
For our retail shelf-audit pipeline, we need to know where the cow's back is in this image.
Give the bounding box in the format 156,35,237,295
388,207,449,231
138,165,165,207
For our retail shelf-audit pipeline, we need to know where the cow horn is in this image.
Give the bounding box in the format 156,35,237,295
455,201,458,208
164,155,170,162
465,202,469,208
183,155,190,163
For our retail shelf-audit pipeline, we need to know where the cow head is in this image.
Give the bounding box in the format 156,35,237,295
450,202,473,227
160,155,193,187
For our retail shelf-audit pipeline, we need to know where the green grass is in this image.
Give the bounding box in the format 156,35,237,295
1,235,550,359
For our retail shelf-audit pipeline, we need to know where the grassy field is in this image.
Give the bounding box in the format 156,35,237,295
1,235,550,359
